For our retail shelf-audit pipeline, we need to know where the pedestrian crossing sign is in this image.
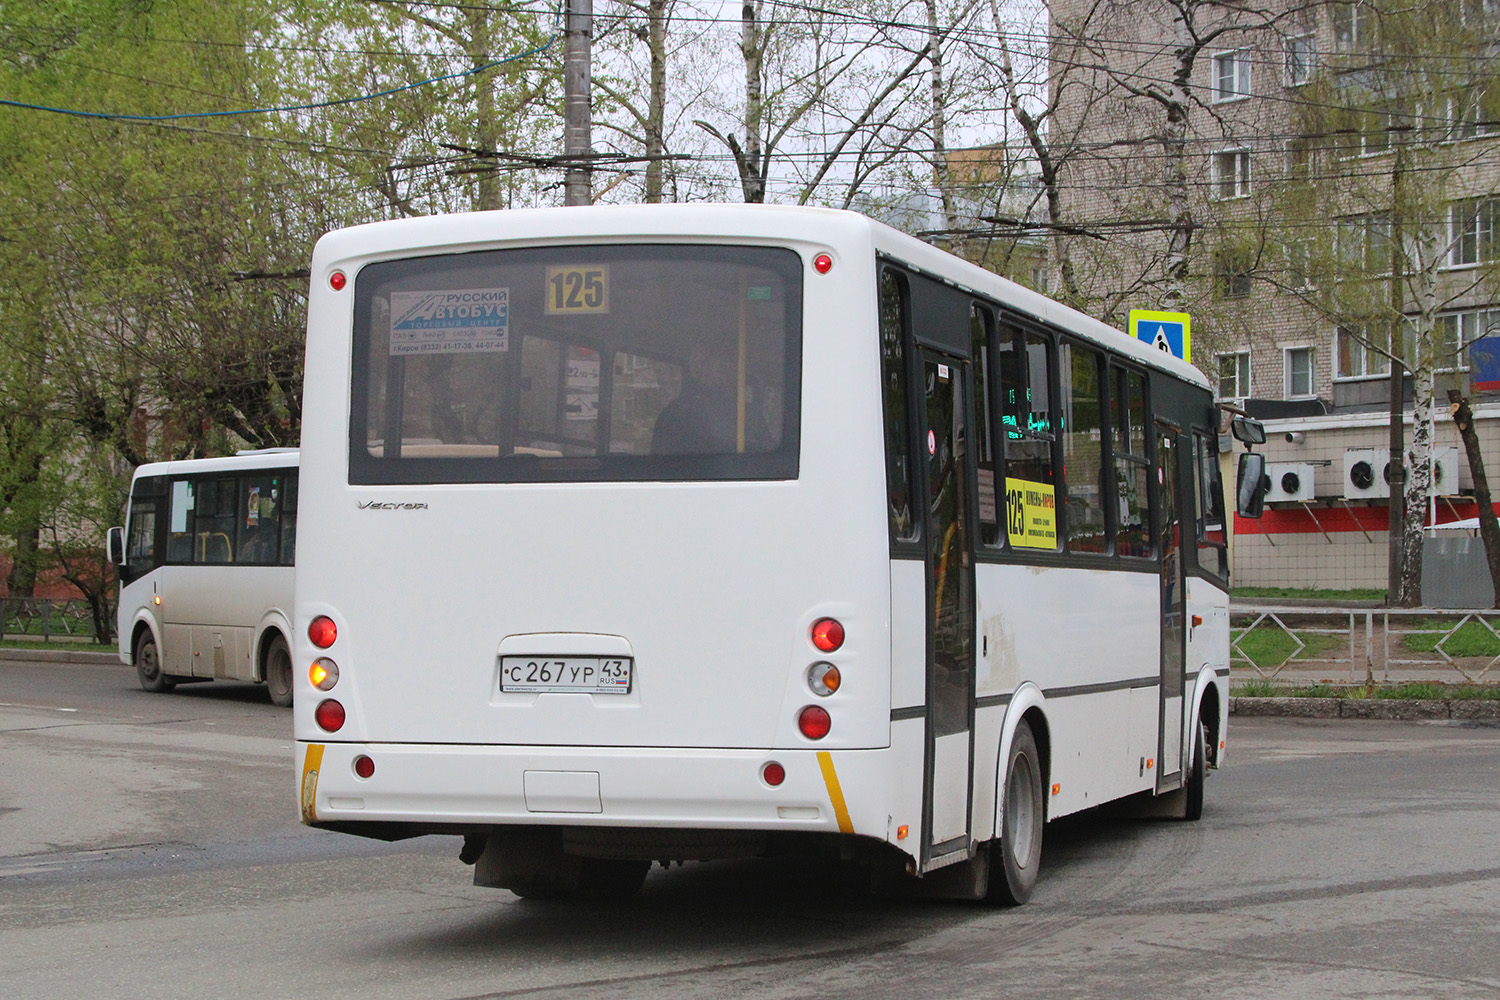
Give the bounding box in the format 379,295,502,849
1128,309,1191,363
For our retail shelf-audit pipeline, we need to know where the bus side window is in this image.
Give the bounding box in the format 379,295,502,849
1060,341,1107,554
879,270,915,541
280,473,298,566
125,501,159,573
195,478,236,564
1194,432,1229,580
1114,368,1152,558
971,304,1001,547
236,475,281,565
166,479,195,564
997,322,1059,551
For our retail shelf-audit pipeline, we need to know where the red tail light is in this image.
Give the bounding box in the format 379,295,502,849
308,616,337,649
762,761,786,786
810,618,844,653
798,705,831,740
353,755,374,779
315,699,345,732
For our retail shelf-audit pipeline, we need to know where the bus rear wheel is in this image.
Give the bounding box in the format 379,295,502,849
990,720,1043,905
265,635,293,707
135,633,174,694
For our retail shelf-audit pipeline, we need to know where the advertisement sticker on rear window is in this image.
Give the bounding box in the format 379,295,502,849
389,288,509,355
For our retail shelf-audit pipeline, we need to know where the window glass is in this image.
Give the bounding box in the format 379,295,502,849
351,244,801,483
971,305,1000,546
1114,369,1152,558
167,480,195,564
1061,342,1107,553
194,479,236,564
609,352,682,454
1287,347,1315,397
1195,433,1229,580
236,474,284,565
279,473,298,566
126,501,158,570
999,324,1058,551
880,270,915,541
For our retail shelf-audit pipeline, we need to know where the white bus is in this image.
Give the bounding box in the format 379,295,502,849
108,450,299,706
293,205,1265,902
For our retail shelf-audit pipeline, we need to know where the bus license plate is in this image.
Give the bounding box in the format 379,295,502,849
500,656,633,695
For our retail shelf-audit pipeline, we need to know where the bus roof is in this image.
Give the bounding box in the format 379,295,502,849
311,204,1209,391
132,449,300,481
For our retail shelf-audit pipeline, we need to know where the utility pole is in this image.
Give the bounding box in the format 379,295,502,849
563,0,593,206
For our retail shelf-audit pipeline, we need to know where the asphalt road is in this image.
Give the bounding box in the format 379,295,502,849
2,659,1499,999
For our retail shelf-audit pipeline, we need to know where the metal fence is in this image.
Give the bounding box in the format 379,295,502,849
0,598,112,644
1231,607,1500,685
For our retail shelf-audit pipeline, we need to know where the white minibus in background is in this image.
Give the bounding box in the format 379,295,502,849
293,205,1264,902
108,450,299,706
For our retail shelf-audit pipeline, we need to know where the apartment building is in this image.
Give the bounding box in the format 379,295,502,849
1048,0,1500,592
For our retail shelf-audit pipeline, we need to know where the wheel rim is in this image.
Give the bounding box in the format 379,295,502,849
1006,753,1037,868
139,643,160,682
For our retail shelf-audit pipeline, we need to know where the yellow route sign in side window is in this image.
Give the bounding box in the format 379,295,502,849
545,265,610,315
1005,478,1057,549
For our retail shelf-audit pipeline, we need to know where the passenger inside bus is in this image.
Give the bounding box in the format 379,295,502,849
650,340,769,454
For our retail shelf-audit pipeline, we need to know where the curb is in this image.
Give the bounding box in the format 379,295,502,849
1231,696,1500,720
0,647,123,667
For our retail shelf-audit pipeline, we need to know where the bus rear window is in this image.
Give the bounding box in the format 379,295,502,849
349,244,802,484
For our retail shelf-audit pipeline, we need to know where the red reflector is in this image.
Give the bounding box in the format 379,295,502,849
762,761,786,786
353,755,374,779
798,705,831,740
329,271,347,291
315,699,345,733
813,253,833,274
308,616,337,649
811,617,844,653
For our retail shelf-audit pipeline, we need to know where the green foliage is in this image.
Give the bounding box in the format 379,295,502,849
1231,587,1387,602
1400,619,1500,657
1230,627,1344,669
1233,680,1500,701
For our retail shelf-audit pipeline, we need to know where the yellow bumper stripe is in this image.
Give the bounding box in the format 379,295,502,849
816,751,854,834
300,743,325,824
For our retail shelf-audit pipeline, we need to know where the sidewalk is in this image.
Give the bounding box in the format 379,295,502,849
0,646,122,666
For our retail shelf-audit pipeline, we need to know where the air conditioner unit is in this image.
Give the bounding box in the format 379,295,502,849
1344,448,1391,499
1432,447,1460,496
1266,462,1316,502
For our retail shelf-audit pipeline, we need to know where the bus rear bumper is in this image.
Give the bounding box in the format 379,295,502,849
296,741,895,840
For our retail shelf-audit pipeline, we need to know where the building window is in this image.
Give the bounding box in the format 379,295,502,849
1285,34,1315,86
1284,240,1314,290
1217,352,1251,400
1449,88,1498,141
1333,2,1371,51
1214,249,1253,298
1435,309,1500,371
1450,197,1500,267
1337,212,1392,273
1286,346,1316,398
1212,149,1251,199
1212,50,1251,102
1336,326,1390,379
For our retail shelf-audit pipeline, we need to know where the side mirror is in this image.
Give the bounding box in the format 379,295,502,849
1237,453,1268,519
107,526,126,566
1230,416,1266,445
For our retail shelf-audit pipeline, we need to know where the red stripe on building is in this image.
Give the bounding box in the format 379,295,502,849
1235,499,1500,535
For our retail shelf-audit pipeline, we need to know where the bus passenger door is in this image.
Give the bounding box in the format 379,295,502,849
1155,422,1187,792
919,351,975,867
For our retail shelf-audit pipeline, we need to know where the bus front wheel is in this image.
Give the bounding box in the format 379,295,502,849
265,635,293,707
990,720,1043,905
1183,722,1207,822
135,633,174,694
